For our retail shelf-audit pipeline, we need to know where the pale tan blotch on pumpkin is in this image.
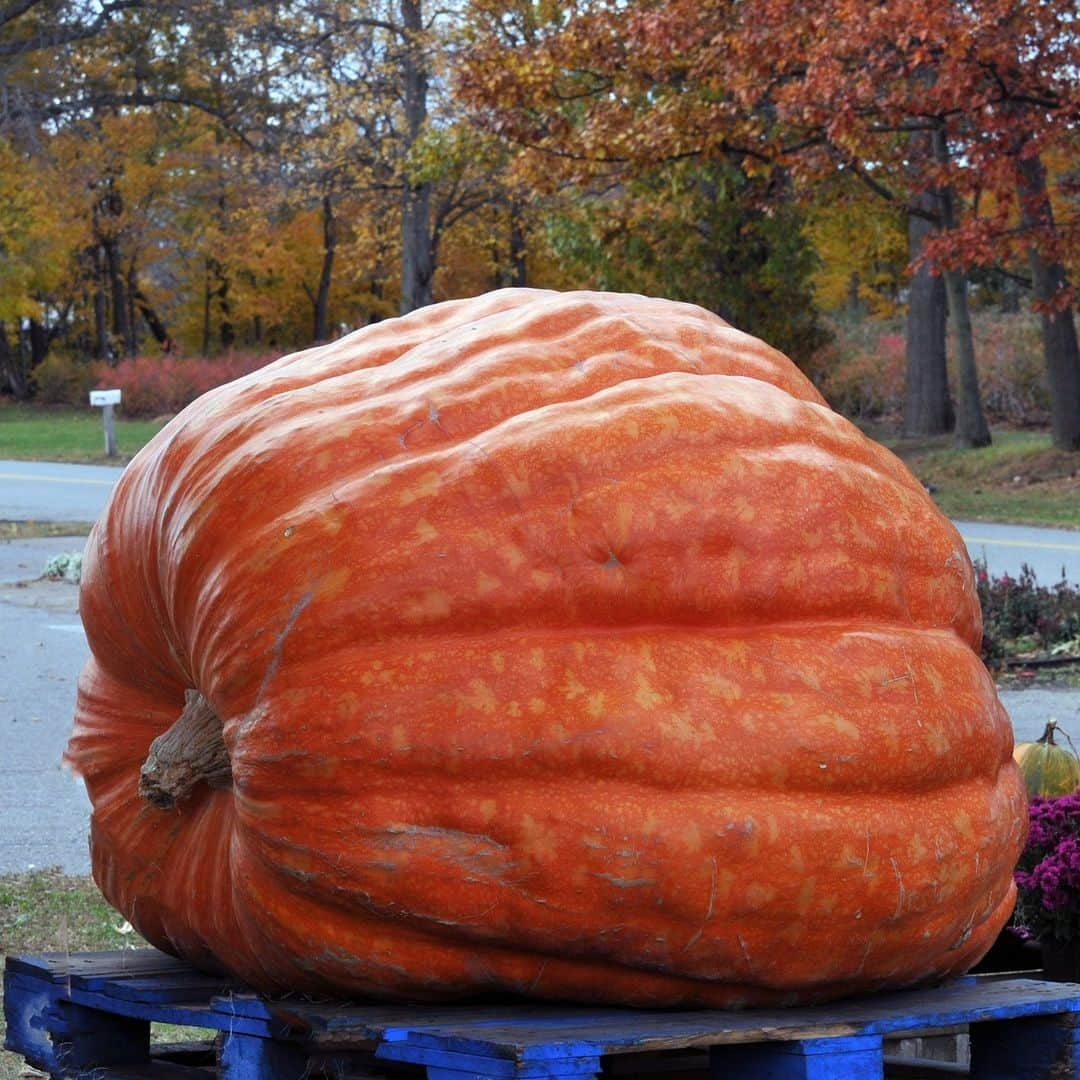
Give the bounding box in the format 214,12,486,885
397,470,442,506
633,674,665,711
403,588,452,623
414,519,438,543
561,670,587,701
462,679,498,716
702,673,743,702
498,542,527,571
476,571,502,596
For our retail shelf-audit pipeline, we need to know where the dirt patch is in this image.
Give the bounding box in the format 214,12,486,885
968,448,1080,488
0,520,94,540
0,578,79,614
994,660,1080,690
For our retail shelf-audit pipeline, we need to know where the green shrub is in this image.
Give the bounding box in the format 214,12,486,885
31,354,97,406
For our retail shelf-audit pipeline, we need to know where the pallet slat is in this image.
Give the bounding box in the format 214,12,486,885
8,949,1080,1079
75,974,245,1004
4,950,196,983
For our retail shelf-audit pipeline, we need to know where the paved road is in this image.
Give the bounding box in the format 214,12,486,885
0,459,124,523
1,539,93,873
955,520,1080,586
1006,688,1080,747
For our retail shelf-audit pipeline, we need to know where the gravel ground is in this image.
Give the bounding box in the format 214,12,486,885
1,538,91,873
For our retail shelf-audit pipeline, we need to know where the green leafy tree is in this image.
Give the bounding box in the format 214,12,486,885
547,158,829,364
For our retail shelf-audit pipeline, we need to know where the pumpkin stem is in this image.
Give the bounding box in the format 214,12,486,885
1038,720,1060,745
138,690,232,809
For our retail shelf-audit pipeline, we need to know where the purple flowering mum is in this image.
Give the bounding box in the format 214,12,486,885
1014,794,1080,943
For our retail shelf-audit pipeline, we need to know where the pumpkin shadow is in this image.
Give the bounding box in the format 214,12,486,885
969,925,1041,975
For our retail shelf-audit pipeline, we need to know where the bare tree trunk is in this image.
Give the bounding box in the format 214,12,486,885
493,201,528,288
314,193,337,341
133,288,174,352
1000,275,1021,314
1016,151,1080,451
96,180,136,359
903,197,951,437
127,264,140,356
0,320,29,399
203,258,234,352
102,235,134,358
942,261,990,448
847,272,866,317
508,202,527,287
94,244,110,361
202,260,212,357
932,129,990,449
399,0,433,313
218,273,235,351
29,319,48,368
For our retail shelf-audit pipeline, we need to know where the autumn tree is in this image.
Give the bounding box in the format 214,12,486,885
0,0,529,390
0,137,87,395
0,0,292,383
458,0,991,444
240,1,510,318
715,0,1080,448
806,187,908,318
460,0,1080,448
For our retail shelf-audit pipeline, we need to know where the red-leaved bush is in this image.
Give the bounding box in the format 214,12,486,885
812,312,1051,426
973,315,1051,428
93,353,276,417
807,323,906,419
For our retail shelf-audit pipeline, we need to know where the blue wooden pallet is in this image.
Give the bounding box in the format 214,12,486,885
6,949,1080,1079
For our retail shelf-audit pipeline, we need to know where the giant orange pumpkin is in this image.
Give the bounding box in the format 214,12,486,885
66,289,1025,1008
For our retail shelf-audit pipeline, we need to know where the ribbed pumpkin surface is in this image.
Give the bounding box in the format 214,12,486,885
66,289,1024,1008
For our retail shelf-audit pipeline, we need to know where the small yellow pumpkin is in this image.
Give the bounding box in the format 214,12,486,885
1014,721,1080,797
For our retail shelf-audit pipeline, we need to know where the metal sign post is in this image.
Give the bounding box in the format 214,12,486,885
89,389,122,458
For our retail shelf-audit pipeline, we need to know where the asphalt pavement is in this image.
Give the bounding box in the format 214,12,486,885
0,459,123,523
956,520,1080,586
1,538,93,874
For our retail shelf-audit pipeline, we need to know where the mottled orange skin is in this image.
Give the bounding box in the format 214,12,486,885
66,289,1025,1007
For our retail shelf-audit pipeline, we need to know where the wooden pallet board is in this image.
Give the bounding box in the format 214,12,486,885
6,948,1080,1078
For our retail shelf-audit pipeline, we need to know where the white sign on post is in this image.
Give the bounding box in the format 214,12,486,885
89,388,122,457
